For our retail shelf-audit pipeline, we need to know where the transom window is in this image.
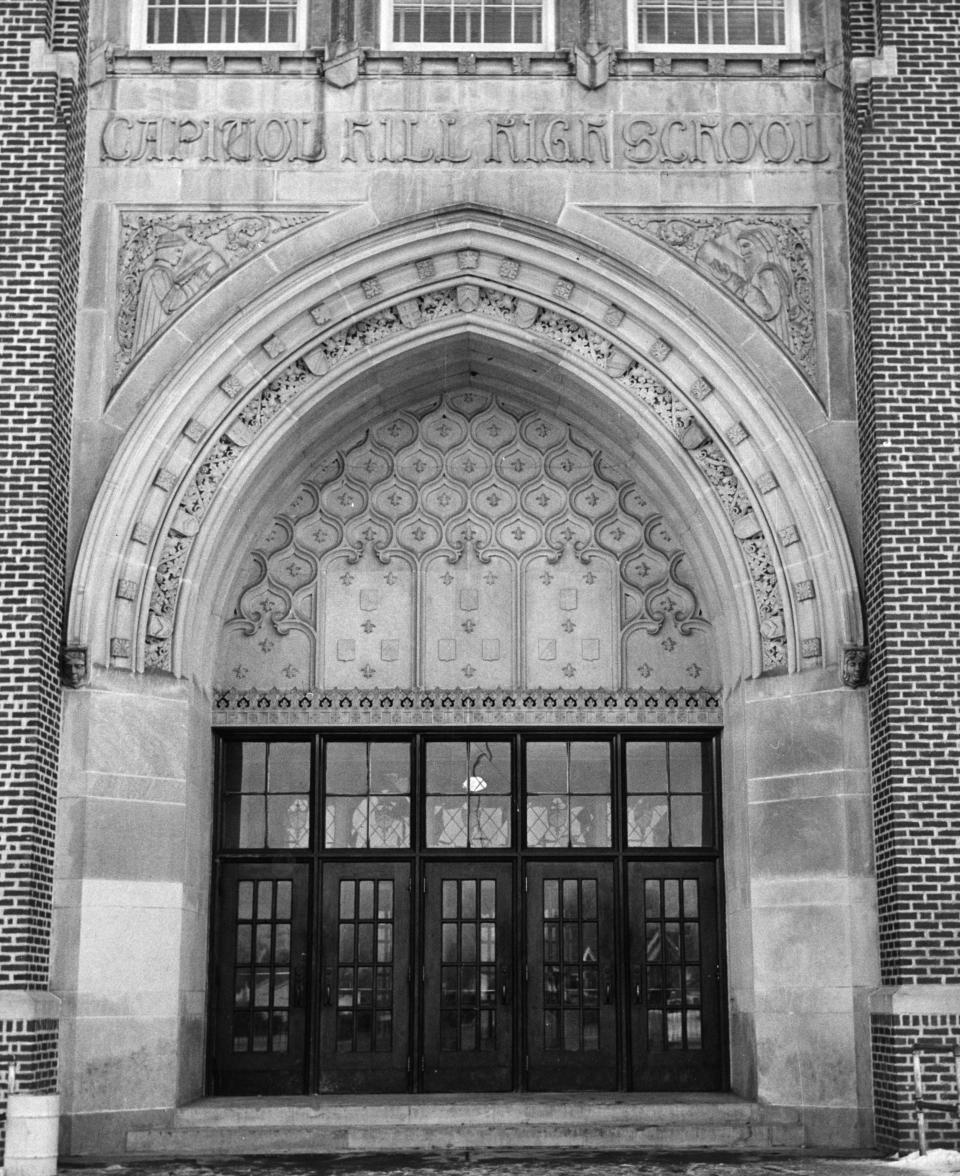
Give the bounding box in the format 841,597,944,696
632,0,796,50
218,733,715,853
140,0,304,48
386,0,549,49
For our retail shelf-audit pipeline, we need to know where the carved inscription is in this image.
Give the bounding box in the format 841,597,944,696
102,113,832,167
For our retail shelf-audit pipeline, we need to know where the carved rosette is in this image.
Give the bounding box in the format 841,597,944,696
216,393,717,694
115,210,322,376
142,269,791,676
610,211,816,382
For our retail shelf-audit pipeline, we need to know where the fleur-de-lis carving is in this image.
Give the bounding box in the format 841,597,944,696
562,664,576,678
360,664,376,678
462,664,477,678
361,620,376,633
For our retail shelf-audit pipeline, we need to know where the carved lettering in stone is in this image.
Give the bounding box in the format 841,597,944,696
115,210,319,375
612,210,816,380
101,115,325,163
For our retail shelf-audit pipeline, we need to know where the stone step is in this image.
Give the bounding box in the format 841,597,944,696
125,1096,805,1155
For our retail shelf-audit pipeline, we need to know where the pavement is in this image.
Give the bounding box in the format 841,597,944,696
56,1150,940,1176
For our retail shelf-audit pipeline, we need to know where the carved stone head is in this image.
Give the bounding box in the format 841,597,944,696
842,644,869,689
62,642,88,688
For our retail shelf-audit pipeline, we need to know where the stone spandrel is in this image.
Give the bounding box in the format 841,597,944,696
214,392,718,694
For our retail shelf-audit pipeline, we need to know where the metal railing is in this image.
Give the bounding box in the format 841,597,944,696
911,1044,960,1155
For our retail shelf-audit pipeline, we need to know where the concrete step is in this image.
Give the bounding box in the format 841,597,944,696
126,1095,805,1155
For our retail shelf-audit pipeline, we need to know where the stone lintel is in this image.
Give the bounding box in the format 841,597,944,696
0,989,62,1021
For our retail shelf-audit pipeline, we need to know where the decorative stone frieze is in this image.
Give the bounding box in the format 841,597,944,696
609,210,816,381
212,685,722,726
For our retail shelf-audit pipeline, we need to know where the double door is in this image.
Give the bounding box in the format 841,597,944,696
212,856,721,1094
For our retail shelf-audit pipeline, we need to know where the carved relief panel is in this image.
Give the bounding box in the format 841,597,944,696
216,392,718,693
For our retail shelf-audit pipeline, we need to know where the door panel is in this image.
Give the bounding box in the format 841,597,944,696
526,862,617,1090
422,862,514,1092
214,863,309,1094
318,861,411,1092
628,862,722,1090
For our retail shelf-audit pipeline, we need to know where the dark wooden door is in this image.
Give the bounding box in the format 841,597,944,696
422,862,514,1092
213,863,310,1094
525,861,617,1090
318,861,412,1092
628,862,723,1090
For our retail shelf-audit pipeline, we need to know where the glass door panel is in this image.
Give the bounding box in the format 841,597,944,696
213,862,309,1094
318,861,411,1092
422,862,514,1091
627,861,723,1090
525,861,617,1090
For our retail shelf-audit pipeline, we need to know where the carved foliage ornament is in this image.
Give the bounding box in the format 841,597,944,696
611,211,816,381
115,211,321,377
143,271,788,674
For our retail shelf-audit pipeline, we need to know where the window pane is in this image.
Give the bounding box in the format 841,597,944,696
393,0,543,45
426,742,466,794
569,742,609,795
370,742,410,794
326,743,367,795
669,742,703,793
147,0,299,46
626,742,668,793
268,742,310,792
527,742,567,794
637,0,787,47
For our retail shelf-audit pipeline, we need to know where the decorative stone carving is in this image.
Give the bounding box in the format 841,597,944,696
726,422,749,445
610,211,816,380
216,393,716,693
145,268,790,677
756,471,779,494
115,210,320,376
153,468,177,492
649,338,672,361
779,523,801,546
220,374,244,398
212,685,722,726
842,644,869,688
61,642,88,688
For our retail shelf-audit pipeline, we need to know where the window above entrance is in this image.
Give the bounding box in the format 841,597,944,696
631,0,798,51
138,0,305,48
383,0,551,49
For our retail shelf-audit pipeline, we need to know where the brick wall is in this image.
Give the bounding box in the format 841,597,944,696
0,0,87,1157
846,0,960,1151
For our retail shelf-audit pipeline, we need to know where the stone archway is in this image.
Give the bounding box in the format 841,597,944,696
56,206,876,1150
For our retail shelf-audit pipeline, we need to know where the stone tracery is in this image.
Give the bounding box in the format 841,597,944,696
214,392,718,693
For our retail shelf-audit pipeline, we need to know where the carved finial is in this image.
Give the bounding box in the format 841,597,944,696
62,642,88,688
842,644,869,688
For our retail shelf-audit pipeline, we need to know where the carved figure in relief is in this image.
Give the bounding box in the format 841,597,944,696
130,231,224,356
612,211,815,380
116,212,317,375
695,225,793,347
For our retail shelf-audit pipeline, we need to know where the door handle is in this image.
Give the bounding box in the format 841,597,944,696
323,966,332,1006
500,966,510,1005
603,969,613,1004
293,956,305,1007
634,982,642,1004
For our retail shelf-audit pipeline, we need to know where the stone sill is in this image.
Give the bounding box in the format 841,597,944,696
103,45,821,79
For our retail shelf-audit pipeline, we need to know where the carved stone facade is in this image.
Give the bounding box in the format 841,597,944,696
215,393,718,693
610,211,816,381
115,210,322,374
